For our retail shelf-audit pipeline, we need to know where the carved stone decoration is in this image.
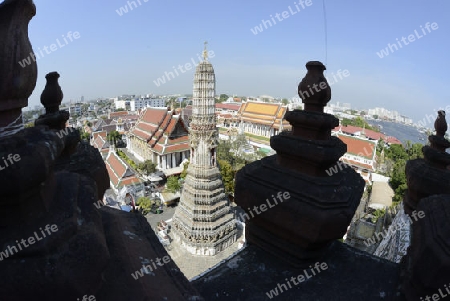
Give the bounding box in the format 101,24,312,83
0,0,37,129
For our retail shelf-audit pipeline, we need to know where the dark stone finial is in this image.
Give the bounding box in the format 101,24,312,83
41,72,63,114
35,72,69,131
434,110,447,137
298,61,331,113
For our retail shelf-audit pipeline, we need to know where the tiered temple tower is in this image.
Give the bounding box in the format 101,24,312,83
171,43,237,256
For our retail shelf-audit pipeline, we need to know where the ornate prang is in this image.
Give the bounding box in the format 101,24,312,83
171,44,237,256
234,61,364,266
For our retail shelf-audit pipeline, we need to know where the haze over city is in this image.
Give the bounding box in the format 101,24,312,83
26,0,450,123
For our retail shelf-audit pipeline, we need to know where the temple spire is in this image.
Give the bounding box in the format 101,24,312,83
171,47,237,256
202,41,208,61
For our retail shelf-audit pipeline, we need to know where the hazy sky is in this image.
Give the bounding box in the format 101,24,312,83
21,0,450,122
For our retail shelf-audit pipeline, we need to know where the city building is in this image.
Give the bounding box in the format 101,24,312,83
333,125,402,145
126,107,190,170
171,45,237,256
238,101,291,137
334,132,378,183
130,98,165,111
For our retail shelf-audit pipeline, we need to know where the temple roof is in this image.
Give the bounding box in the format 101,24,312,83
105,150,140,188
129,107,189,155
93,134,109,152
238,101,291,129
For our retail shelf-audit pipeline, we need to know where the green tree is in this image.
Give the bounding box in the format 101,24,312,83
341,117,380,132
281,98,289,105
166,176,181,193
80,131,90,141
136,196,153,215
137,160,156,175
217,139,233,163
218,159,234,193
107,130,122,146
219,94,229,103
116,108,125,112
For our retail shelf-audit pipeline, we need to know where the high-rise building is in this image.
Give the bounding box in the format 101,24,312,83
171,44,237,256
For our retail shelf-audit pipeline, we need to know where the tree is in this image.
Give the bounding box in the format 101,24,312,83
137,160,156,175
136,197,153,215
218,159,235,193
107,130,122,147
166,176,181,193
219,94,229,103
80,131,90,141
116,108,125,112
373,115,378,119
341,117,380,132
281,98,289,105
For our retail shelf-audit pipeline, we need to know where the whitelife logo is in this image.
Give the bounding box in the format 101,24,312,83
0,153,21,171
266,262,328,299
153,50,215,87
0,224,59,261
363,210,425,247
376,22,438,58
115,0,149,16
18,31,81,68
237,191,290,223
250,0,313,35
130,255,172,280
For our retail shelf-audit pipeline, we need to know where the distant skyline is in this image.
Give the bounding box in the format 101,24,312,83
22,0,450,123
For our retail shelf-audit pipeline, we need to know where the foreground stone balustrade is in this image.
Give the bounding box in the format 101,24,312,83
400,111,450,300
235,61,365,266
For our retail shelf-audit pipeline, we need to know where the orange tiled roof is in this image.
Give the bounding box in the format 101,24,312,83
93,135,109,150
337,134,376,160
105,151,140,188
333,125,401,145
128,108,189,155
215,103,241,111
92,131,107,141
109,111,129,118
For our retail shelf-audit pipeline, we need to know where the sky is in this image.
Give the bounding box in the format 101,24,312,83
18,0,450,123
